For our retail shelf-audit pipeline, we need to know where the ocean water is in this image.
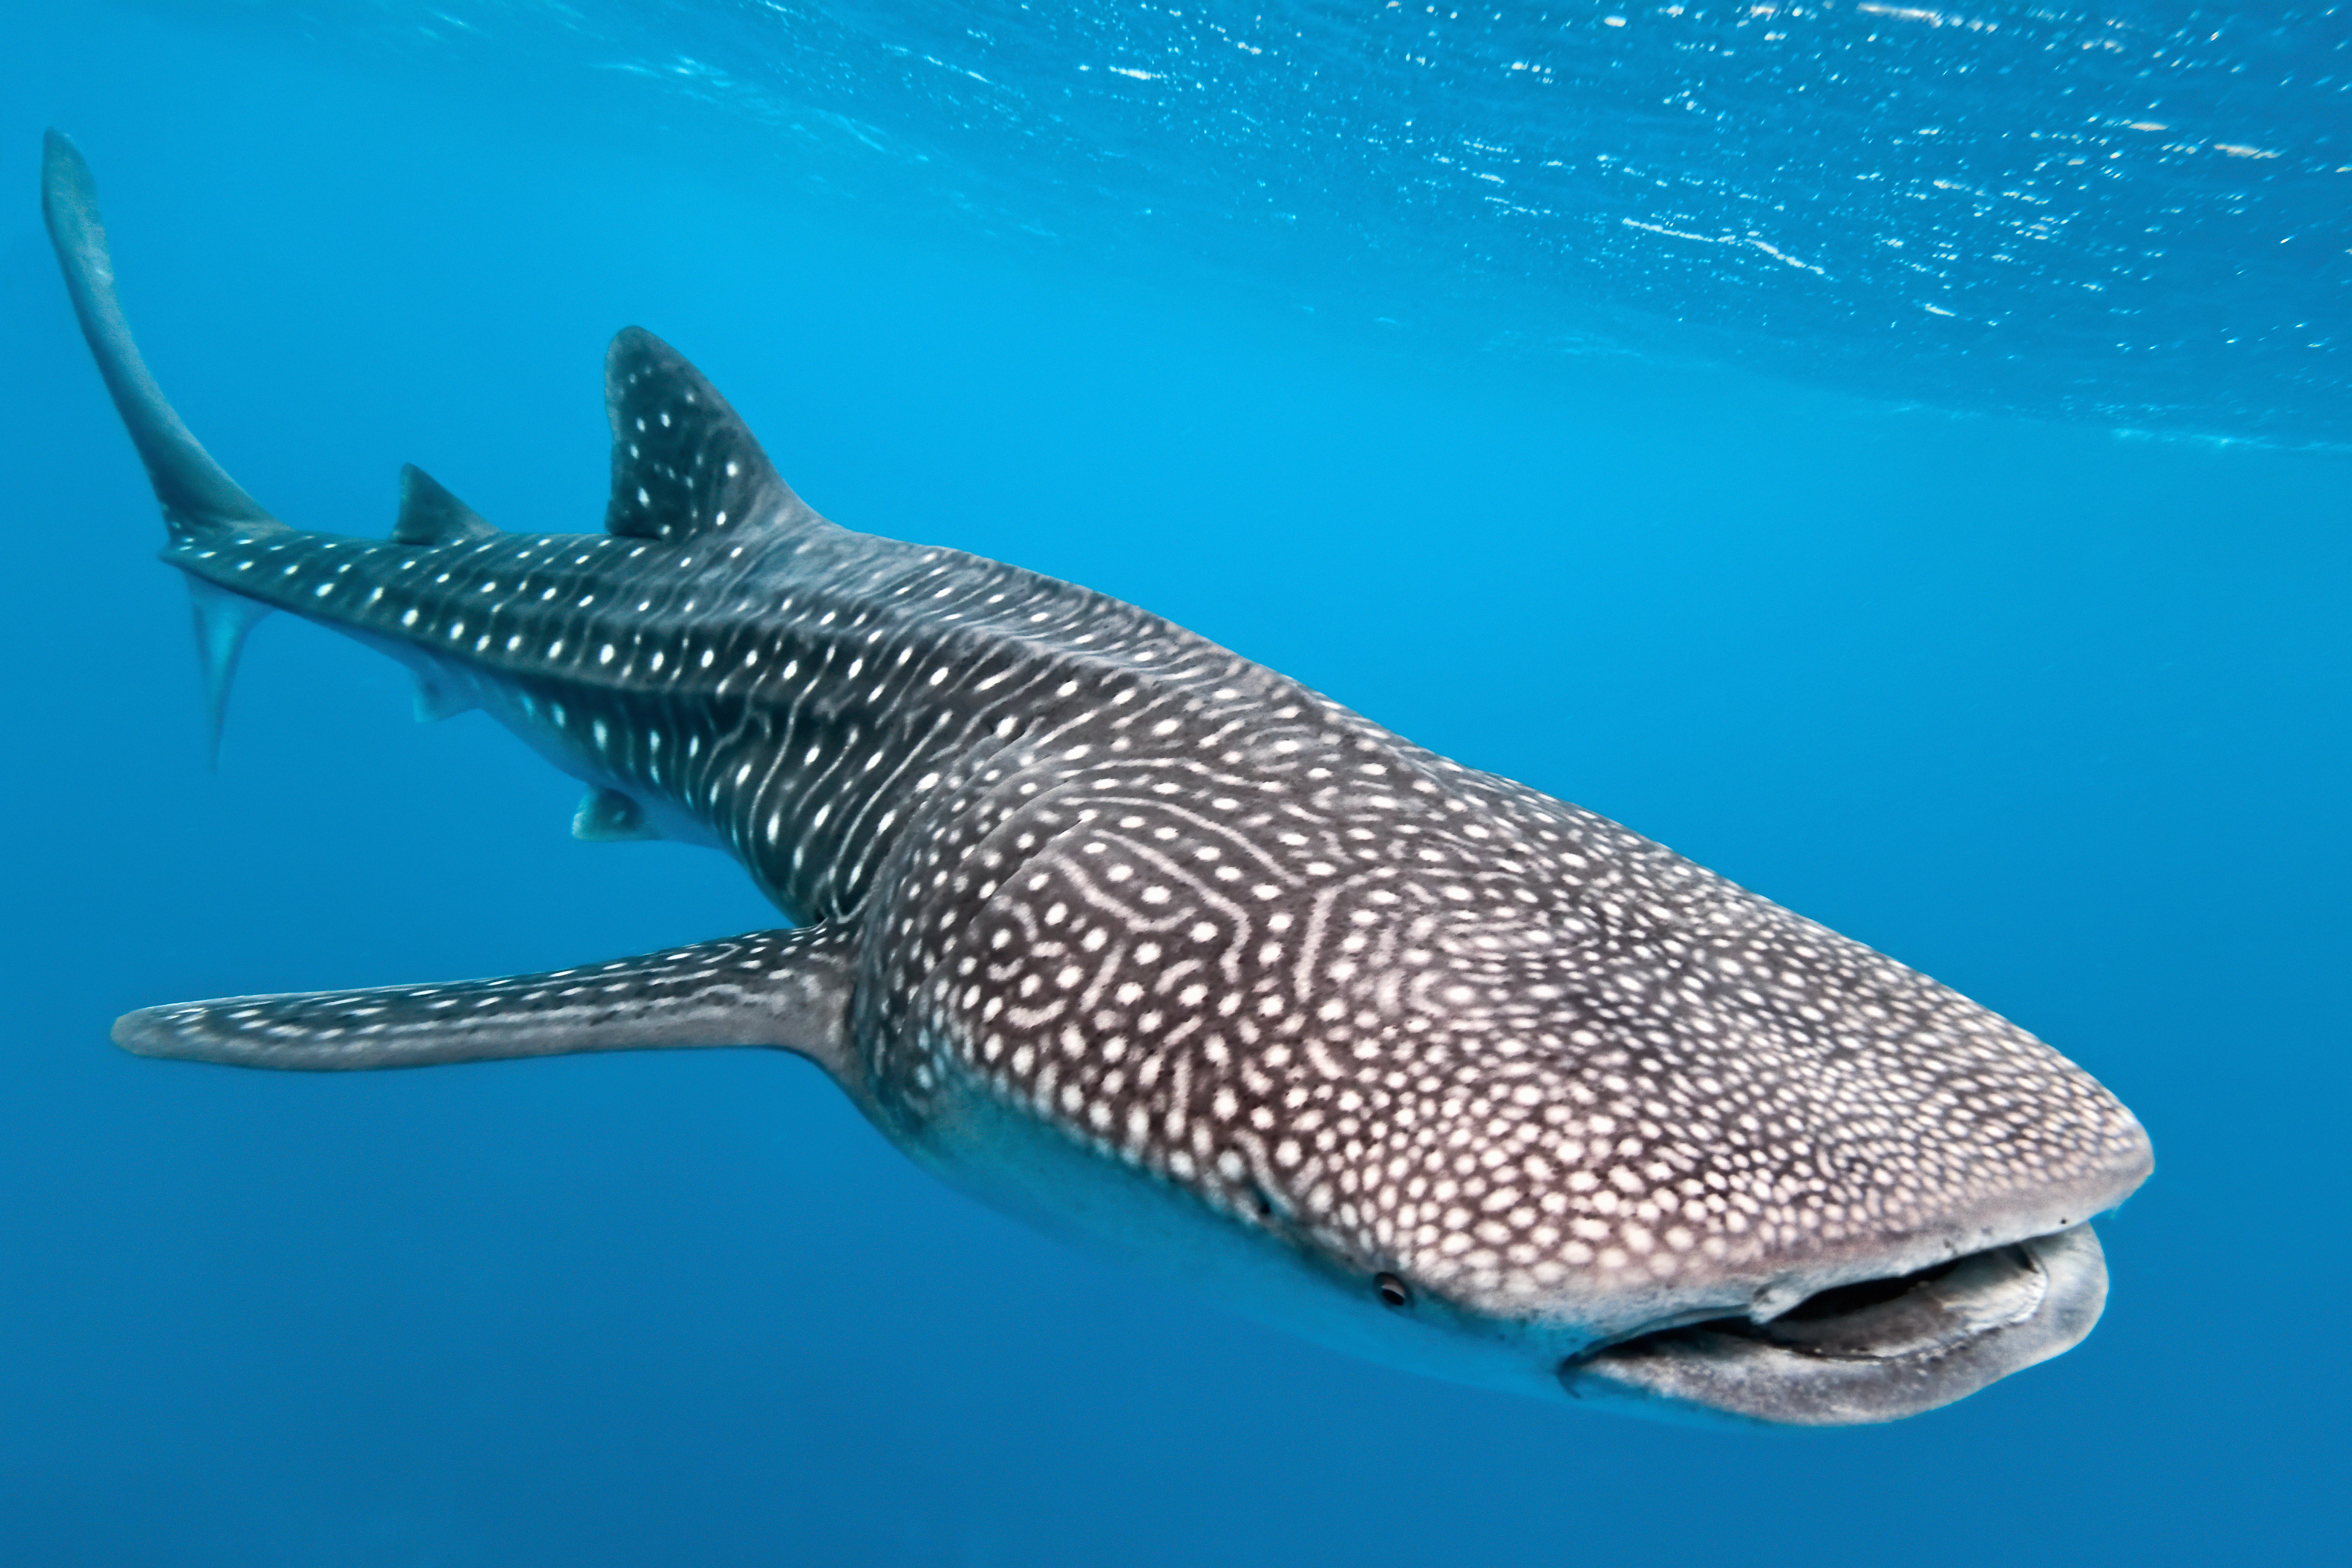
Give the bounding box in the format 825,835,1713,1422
0,1,2344,1563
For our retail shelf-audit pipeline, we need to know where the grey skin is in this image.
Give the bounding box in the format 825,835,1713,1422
46,131,2154,1426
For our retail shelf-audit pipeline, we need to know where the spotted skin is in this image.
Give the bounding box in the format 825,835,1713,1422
50,131,2151,1423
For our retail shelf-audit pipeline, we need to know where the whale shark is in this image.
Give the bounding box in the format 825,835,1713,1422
44,129,2153,1426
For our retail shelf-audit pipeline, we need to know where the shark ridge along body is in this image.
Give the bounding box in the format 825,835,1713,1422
44,131,2154,1426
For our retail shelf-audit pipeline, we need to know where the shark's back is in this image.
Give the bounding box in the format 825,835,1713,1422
157,324,1308,928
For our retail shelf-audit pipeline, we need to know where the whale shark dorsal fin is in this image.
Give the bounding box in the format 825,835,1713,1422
109,924,860,1079
602,327,803,541
391,463,498,546
40,129,282,545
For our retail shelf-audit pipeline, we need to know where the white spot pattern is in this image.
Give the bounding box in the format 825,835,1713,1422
149,329,2149,1337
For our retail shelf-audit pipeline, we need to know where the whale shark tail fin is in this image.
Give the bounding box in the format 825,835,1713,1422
41,129,281,547
186,577,270,769
111,923,860,1080
43,129,287,763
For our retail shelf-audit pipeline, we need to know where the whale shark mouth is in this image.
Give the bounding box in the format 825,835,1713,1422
1558,1226,2109,1426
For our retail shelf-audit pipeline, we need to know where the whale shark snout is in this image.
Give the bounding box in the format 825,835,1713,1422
1564,1226,2116,1425
1534,1088,2152,1423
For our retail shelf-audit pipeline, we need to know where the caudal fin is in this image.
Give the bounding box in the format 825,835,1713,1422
41,130,279,544
43,130,284,762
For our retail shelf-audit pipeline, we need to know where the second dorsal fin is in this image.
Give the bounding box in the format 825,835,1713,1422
603,327,801,541
391,464,498,546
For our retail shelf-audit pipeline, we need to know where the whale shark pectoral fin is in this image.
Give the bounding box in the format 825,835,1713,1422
572,787,662,841
391,463,499,546
601,327,809,543
186,576,271,768
41,129,282,546
111,924,860,1079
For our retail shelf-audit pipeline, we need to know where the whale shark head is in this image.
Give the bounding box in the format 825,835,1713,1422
877,755,2151,1426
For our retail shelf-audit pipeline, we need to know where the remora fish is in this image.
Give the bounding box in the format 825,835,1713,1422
45,131,2153,1426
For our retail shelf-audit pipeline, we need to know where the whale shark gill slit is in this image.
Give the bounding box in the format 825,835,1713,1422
46,128,2155,1427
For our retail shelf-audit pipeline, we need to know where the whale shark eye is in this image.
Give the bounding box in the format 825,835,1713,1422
1374,1273,1411,1310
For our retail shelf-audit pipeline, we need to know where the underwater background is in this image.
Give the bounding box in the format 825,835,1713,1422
1,1,2344,1562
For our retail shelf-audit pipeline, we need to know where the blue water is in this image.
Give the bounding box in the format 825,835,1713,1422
1,2,2344,1563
